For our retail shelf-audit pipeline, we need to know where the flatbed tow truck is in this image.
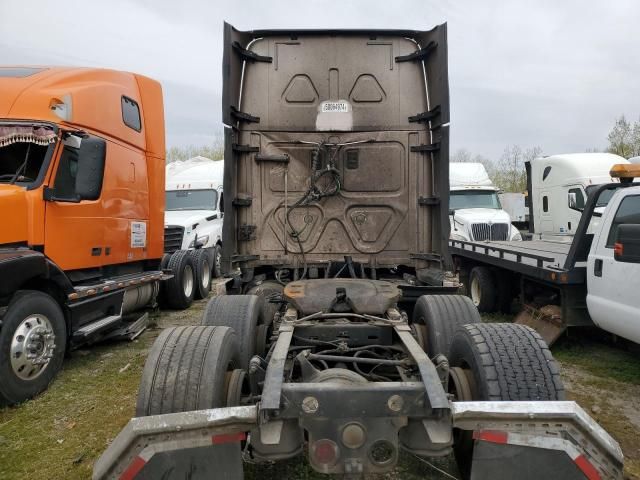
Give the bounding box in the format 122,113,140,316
451,164,640,345
94,24,623,479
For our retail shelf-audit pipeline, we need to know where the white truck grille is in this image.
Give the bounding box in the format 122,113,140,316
471,223,509,241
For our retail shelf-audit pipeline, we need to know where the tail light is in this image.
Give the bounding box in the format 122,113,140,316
614,242,624,257
311,439,339,467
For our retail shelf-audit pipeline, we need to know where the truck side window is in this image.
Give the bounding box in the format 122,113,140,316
53,146,79,198
52,134,106,201
543,196,549,212
606,195,640,247
568,187,585,209
122,96,141,132
543,166,552,181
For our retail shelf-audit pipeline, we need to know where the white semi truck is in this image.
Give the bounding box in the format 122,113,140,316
449,162,522,242
164,156,224,278
526,153,629,239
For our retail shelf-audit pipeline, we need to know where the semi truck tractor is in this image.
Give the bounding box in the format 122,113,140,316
449,162,522,242
164,156,224,280
0,66,197,405
526,153,629,239
94,24,623,480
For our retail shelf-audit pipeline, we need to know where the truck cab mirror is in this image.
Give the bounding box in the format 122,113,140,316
614,224,640,263
568,192,578,210
74,136,106,200
45,134,106,203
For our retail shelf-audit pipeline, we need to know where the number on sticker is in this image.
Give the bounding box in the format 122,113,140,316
322,102,348,113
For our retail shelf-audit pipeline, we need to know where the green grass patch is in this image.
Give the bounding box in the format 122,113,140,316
554,337,640,385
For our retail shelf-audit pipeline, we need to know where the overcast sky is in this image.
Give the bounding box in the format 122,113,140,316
1,0,639,159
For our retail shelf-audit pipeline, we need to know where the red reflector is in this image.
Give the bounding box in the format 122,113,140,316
311,439,339,466
614,242,624,256
211,431,247,445
120,456,146,480
472,430,509,444
574,454,601,480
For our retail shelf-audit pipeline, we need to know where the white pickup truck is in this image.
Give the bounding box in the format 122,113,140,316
450,163,640,345
586,169,640,343
164,156,224,277
449,162,522,242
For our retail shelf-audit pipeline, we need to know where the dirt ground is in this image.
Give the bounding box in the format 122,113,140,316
0,294,638,479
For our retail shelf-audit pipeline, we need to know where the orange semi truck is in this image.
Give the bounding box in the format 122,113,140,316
0,66,200,405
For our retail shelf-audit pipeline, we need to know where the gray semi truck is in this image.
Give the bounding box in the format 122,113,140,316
93,23,623,480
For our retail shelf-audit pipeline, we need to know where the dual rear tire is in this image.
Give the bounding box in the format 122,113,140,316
447,322,565,479
136,325,238,416
135,325,245,478
412,294,565,479
162,248,215,309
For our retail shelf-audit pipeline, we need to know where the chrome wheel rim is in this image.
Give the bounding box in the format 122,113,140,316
215,249,222,275
202,260,211,289
470,277,481,306
183,264,194,297
10,314,56,380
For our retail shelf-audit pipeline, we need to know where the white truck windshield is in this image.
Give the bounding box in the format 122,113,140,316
450,190,501,210
165,189,218,211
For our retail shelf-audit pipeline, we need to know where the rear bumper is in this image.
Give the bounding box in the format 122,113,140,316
93,401,623,480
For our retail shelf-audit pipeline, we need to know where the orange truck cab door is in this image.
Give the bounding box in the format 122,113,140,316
44,132,107,272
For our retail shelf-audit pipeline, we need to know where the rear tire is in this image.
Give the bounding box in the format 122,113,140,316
135,326,244,478
212,244,223,278
190,249,212,300
136,325,238,416
201,295,264,369
164,250,196,310
448,323,564,401
412,295,480,357
0,291,67,406
468,266,496,312
448,323,565,478
160,253,171,271
246,280,284,326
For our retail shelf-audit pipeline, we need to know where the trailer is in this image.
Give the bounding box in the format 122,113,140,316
451,166,640,345
93,23,624,480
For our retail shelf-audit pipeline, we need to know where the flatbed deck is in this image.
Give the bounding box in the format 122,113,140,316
449,239,586,284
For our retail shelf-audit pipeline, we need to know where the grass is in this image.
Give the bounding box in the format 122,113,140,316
1,301,639,479
0,328,155,479
553,335,640,385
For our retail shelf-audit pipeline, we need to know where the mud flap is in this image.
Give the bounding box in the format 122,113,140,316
133,444,243,480
514,304,564,346
471,432,601,480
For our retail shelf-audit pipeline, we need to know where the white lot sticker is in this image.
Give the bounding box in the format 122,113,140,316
131,221,147,248
321,101,349,113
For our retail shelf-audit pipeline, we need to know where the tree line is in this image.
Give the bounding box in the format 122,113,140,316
451,115,637,192
166,142,224,164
